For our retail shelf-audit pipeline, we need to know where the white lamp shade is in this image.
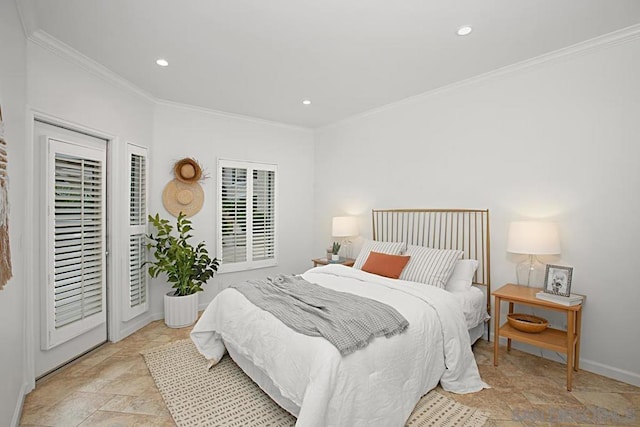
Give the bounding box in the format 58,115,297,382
332,216,359,237
507,221,561,255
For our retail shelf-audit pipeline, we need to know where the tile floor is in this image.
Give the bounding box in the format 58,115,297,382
20,320,640,426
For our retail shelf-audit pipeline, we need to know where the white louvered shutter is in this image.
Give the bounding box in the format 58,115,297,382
252,169,276,261
218,160,277,272
220,165,248,264
46,139,107,349
123,144,148,321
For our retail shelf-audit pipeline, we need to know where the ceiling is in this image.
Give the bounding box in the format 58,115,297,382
18,0,640,128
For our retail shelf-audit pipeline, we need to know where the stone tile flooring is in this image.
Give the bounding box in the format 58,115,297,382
20,320,640,426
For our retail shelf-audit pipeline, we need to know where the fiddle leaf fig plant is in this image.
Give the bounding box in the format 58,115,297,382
146,212,219,296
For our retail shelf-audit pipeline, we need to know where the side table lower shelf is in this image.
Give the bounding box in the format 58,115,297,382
500,323,573,353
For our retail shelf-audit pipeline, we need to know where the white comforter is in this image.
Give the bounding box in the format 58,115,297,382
191,265,488,427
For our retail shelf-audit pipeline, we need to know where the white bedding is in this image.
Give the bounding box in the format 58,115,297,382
450,285,490,330
191,264,488,427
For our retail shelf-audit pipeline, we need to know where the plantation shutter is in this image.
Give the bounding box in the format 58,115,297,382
252,169,276,261
46,139,107,349
220,166,247,264
123,144,149,321
218,159,277,272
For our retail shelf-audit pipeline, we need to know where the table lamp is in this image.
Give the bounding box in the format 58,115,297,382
332,216,359,259
507,221,560,287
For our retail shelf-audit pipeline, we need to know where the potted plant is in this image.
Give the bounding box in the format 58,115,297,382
331,241,341,261
146,212,219,328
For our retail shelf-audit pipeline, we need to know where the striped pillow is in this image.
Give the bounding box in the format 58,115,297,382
399,245,463,288
353,239,406,270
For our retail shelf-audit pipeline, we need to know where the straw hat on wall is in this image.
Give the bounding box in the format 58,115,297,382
162,180,204,217
173,158,203,183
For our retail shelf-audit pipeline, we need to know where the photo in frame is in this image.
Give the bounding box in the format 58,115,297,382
543,264,573,297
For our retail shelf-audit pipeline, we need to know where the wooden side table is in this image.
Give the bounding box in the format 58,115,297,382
312,257,355,267
492,283,584,391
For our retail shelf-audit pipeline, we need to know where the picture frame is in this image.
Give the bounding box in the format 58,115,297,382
543,264,573,297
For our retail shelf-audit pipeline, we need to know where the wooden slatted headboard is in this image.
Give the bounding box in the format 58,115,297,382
372,208,491,340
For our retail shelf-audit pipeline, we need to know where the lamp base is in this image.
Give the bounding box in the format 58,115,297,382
516,255,545,287
342,238,352,259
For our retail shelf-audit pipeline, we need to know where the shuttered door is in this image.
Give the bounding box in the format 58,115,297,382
46,139,107,349
123,144,148,320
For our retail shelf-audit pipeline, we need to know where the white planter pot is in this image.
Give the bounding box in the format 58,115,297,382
331,254,340,261
164,292,199,328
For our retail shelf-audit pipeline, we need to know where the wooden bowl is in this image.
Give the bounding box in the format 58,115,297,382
507,313,548,333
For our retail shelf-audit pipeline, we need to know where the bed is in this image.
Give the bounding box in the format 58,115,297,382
370,208,491,342
192,209,491,427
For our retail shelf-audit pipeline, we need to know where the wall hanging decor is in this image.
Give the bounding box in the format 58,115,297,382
173,157,203,183
162,157,206,218
0,105,13,290
162,180,204,217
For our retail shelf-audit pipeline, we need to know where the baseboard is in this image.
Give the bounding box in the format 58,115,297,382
149,310,165,322
116,312,158,342
579,358,640,388
11,381,29,427
498,337,640,387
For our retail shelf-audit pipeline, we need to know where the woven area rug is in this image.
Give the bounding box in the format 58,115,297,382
142,339,488,427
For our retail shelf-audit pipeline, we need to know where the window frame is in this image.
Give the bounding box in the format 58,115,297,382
217,159,278,273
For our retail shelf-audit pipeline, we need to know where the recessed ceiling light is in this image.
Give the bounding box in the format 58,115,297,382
457,26,473,36
302,99,312,105
156,58,169,67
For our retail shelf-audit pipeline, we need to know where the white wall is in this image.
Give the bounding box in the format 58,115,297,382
0,2,27,424
314,37,640,385
150,103,315,314
27,41,156,341
27,42,155,146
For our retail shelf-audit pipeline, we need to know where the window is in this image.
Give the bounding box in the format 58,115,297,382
217,159,277,272
123,144,148,321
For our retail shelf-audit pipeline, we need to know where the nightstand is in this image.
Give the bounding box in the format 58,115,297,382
312,257,355,267
492,283,585,391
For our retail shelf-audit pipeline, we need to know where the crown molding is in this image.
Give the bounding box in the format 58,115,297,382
155,99,313,132
25,20,640,133
28,30,157,104
27,30,312,132
15,0,37,38
321,23,640,131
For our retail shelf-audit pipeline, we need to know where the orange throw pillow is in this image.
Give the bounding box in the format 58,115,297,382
361,251,411,279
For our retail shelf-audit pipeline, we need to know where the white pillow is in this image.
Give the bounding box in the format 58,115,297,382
353,239,406,270
445,259,479,292
399,245,463,288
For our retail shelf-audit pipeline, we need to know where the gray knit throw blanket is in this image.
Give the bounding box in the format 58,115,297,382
230,274,409,356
